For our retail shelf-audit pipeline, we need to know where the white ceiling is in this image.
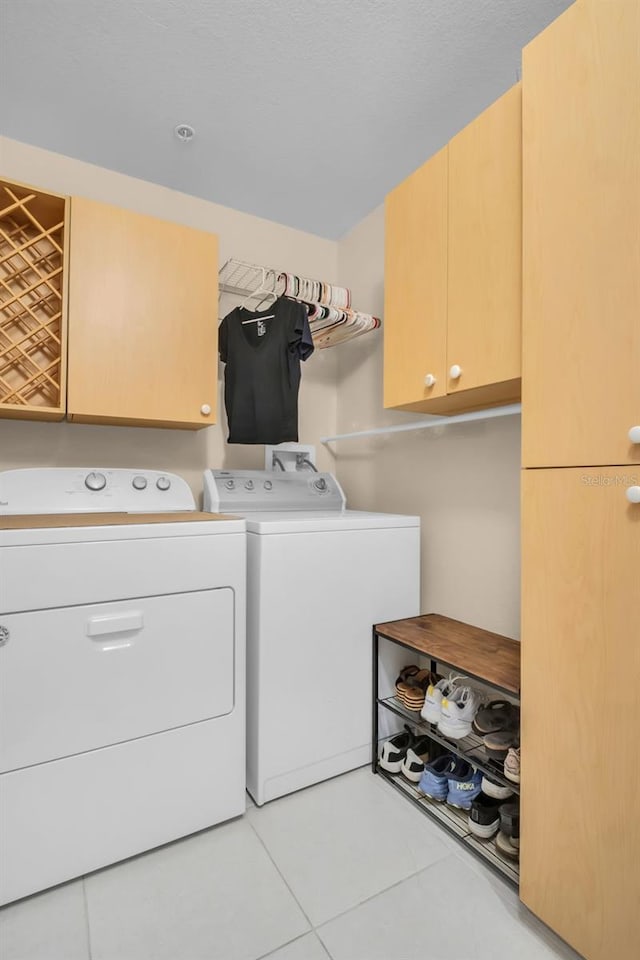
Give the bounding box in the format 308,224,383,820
0,0,572,239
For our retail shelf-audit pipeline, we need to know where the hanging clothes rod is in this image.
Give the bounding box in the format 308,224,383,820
218,258,380,350
320,403,521,444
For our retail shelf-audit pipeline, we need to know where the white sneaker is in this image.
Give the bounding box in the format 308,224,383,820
420,674,464,724
438,685,480,739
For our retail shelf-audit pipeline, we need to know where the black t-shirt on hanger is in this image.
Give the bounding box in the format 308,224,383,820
218,297,314,444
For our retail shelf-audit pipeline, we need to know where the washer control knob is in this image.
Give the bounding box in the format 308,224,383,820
264,480,273,491
225,480,235,490
85,472,106,491
314,478,328,492
132,475,147,490
245,480,254,490
156,476,171,491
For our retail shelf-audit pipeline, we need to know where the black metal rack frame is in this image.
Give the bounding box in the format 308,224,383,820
372,626,520,889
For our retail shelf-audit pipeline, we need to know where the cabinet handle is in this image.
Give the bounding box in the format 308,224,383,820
449,364,462,380
626,486,640,504
424,374,437,388
200,404,212,416
629,426,640,444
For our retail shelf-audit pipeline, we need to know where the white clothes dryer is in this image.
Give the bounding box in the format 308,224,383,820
0,468,246,904
204,469,420,806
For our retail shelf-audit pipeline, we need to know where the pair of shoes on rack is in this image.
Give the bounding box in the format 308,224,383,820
495,801,520,861
504,746,521,783
395,665,440,712
468,794,519,848
473,699,520,763
421,675,482,740
378,725,431,782
417,754,482,809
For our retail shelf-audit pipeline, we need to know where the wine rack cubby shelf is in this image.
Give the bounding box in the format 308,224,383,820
0,179,69,420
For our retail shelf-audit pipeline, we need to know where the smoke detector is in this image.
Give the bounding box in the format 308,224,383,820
174,124,195,142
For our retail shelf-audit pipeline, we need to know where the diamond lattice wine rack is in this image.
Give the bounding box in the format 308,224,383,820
0,179,69,420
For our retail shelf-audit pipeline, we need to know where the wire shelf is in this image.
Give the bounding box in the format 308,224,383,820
377,769,519,886
218,257,380,349
378,695,519,795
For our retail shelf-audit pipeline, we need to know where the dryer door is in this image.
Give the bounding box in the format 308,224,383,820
0,588,234,772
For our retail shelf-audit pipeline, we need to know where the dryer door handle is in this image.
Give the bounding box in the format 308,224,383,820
87,612,144,638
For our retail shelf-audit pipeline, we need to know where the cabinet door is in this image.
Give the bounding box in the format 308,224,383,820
384,147,448,410
447,84,522,396
522,0,640,467
521,466,640,959
67,197,218,429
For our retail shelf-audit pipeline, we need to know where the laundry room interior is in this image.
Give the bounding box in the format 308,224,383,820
0,2,636,960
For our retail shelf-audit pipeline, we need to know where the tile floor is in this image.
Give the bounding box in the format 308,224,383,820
0,768,581,960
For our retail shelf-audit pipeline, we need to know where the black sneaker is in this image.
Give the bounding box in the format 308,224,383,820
468,792,503,839
499,800,520,847
378,725,415,773
400,735,431,782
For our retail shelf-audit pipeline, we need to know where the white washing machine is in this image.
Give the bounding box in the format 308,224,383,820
0,468,246,905
204,469,420,806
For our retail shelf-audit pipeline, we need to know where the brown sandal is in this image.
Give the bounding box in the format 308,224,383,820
396,669,439,711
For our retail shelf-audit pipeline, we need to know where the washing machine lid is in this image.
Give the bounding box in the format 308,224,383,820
244,509,420,534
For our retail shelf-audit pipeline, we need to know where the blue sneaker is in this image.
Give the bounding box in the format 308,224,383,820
446,761,482,810
418,754,460,801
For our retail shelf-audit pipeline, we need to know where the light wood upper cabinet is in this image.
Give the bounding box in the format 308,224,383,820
67,197,218,429
522,0,640,467
521,466,640,960
384,146,448,409
384,86,522,415
448,83,522,396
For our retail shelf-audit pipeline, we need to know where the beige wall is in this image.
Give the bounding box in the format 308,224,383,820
0,137,338,502
335,204,521,639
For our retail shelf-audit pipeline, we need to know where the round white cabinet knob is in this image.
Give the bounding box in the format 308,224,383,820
200,404,211,416
626,486,640,504
449,364,463,380
424,374,437,388
628,426,640,444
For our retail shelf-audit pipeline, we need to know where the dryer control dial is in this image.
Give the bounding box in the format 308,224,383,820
314,478,328,492
85,472,107,492
156,476,171,491
132,476,147,490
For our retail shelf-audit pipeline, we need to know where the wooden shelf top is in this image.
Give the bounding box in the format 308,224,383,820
0,511,237,530
375,613,520,695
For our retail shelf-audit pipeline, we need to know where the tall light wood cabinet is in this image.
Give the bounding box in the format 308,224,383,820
522,0,640,468
447,83,521,401
67,197,218,429
521,467,640,959
384,146,448,409
521,3,640,958
384,85,522,416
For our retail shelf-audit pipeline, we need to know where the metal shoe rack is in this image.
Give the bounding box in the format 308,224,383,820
372,614,520,887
